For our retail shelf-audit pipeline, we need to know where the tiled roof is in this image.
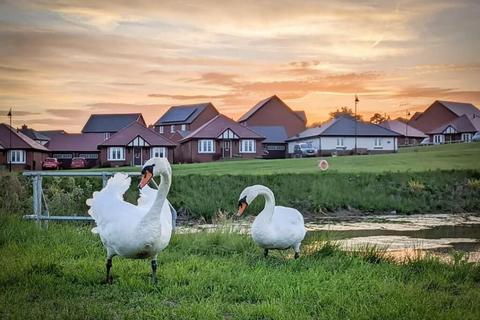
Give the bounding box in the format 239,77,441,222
100,121,176,147
19,126,50,141
82,113,144,133
238,95,306,123
287,116,400,141
437,101,480,117
154,103,217,125
0,123,49,151
46,132,105,152
248,126,288,143
379,120,427,138
429,114,480,134
180,115,264,142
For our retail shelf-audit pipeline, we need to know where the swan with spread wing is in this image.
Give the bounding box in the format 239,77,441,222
86,157,174,284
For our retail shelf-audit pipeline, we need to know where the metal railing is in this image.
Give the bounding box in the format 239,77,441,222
22,171,141,224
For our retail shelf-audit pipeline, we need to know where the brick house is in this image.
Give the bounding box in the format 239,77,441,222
409,101,480,134
286,116,400,156
427,114,480,144
379,120,427,146
153,103,219,141
238,95,307,158
98,121,176,166
0,123,49,171
178,115,264,163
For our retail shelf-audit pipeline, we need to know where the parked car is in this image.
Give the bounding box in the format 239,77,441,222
70,157,87,169
472,132,480,142
42,157,60,170
293,143,317,157
420,137,430,145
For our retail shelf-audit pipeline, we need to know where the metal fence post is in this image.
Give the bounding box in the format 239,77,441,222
102,173,108,188
32,175,40,225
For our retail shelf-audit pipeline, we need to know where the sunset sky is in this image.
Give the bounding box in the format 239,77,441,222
1,0,479,132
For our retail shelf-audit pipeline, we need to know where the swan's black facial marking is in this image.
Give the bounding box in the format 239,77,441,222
141,164,155,175
238,196,247,209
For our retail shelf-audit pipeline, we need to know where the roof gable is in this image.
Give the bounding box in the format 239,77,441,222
0,123,49,151
154,103,218,125
180,115,264,142
82,113,144,133
100,121,176,147
238,95,306,123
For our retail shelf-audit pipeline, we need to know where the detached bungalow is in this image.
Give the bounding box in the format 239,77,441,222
286,116,400,156
178,115,264,163
0,123,49,170
379,120,427,146
428,114,480,144
98,121,176,166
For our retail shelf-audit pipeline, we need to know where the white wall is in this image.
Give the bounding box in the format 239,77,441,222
288,136,397,153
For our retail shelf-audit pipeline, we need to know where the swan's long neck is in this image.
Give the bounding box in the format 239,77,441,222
142,170,171,225
255,186,275,222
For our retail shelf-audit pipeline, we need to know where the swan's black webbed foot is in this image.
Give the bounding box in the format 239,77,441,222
151,260,158,284
264,249,269,258
104,258,113,284
294,252,300,259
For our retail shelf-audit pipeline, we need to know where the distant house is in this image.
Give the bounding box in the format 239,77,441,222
19,125,50,146
409,100,480,134
427,114,480,144
248,126,289,159
238,95,307,137
286,116,400,156
98,121,176,166
178,115,264,163
82,113,145,140
153,103,219,141
0,123,49,170
42,131,105,168
379,120,427,146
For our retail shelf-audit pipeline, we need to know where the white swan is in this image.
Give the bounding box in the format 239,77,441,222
86,157,174,283
237,185,306,258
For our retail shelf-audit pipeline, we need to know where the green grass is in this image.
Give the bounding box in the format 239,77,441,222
84,143,480,175
1,217,479,319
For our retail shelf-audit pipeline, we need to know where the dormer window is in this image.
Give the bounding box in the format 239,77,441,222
159,126,164,134
181,124,187,131
170,125,175,133
104,132,111,140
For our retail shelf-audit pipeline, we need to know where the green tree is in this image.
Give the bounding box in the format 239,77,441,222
329,107,363,121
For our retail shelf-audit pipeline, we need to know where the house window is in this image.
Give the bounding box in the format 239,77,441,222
240,139,256,153
336,137,345,148
151,147,167,158
461,133,472,142
8,150,26,164
107,147,125,161
104,132,111,140
198,139,215,153
159,126,164,134
53,153,73,159
79,153,99,159
181,124,187,131
170,125,175,133
433,135,444,144
374,138,383,148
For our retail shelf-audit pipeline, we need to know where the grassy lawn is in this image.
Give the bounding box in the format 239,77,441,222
83,143,480,175
1,217,479,319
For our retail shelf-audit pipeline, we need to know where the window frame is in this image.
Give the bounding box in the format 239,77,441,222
107,147,125,161
181,124,187,131
240,139,256,153
461,133,472,142
159,126,164,134
198,139,215,154
374,137,383,149
8,150,26,164
170,125,175,133
336,137,345,149
151,147,167,158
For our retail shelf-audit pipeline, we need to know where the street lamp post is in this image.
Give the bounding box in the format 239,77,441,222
8,108,12,172
405,110,411,146
354,95,359,153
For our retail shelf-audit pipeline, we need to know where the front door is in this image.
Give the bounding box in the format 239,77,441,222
133,147,142,166
223,140,231,158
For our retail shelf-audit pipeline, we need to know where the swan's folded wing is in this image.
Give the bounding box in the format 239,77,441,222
86,173,136,232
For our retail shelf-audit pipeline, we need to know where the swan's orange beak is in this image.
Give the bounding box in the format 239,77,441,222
138,171,153,189
237,197,248,216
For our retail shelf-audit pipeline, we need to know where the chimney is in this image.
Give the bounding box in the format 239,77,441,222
22,124,27,129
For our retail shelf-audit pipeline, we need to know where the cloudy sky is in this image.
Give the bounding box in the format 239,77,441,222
1,0,479,132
